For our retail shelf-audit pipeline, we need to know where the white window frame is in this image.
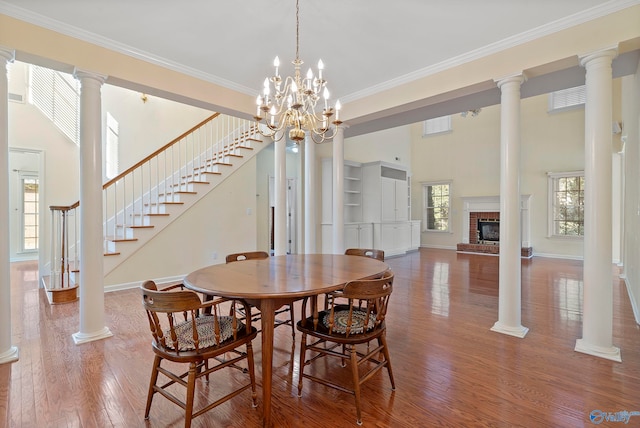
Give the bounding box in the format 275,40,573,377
422,180,452,233
422,116,452,137
19,172,39,253
548,85,585,113
547,171,584,239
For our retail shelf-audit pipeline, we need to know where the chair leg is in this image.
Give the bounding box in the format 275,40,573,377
297,333,307,397
144,355,162,419
246,342,258,407
349,345,363,426
184,362,198,428
379,334,396,390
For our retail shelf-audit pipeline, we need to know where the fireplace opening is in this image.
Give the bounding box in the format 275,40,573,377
478,219,499,245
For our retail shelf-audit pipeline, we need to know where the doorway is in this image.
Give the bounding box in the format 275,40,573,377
9,149,43,262
268,176,297,255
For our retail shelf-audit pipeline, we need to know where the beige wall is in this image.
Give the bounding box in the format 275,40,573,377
101,85,212,175
8,61,80,267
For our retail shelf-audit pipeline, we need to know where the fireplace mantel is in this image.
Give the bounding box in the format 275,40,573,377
460,195,531,247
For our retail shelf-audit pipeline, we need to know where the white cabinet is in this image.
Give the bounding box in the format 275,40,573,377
321,159,363,224
362,162,408,223
345,223,373,249
381,177,408,222
322,159,417,256
379,222,411,256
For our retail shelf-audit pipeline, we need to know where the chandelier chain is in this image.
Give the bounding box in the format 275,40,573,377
296,0,300,60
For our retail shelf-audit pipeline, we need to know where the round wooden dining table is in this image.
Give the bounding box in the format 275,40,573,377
183,253,389,427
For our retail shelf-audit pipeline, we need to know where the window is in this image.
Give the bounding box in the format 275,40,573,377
106,113,119,179
21,174,39,252
422,116,452,137
28,65,80,145
548,171,584,237
548,85,585,113
422,181,451,232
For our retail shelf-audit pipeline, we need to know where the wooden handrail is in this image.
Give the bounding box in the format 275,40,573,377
49,201,80,211
103,113,220,188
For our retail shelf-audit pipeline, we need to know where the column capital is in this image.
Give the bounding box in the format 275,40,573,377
579,46,618,68
73,68,107,84
494,73,526,89
0,46,15,63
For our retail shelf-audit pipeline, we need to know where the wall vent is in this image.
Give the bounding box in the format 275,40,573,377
9,93,24,103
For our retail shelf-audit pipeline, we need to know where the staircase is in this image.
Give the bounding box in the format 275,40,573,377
45,113,266,303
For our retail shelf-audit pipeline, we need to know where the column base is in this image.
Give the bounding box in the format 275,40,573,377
490,321,529,338
575,338,621,362
0,346,19,365
72,327,113,345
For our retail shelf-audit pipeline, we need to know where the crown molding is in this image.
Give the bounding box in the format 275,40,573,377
0,1,256,96
341,0,639,103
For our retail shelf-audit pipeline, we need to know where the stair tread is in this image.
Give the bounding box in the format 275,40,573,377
106,236,138,242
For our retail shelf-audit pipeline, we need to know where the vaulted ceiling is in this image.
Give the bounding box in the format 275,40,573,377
1,0,639,136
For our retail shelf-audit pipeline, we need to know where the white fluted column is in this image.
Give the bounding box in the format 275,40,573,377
72,69,112,345
491,74,528,338
304,133,316,253
575,48,621,362
274,136,287,256
0,47,18,365
332,126,345,254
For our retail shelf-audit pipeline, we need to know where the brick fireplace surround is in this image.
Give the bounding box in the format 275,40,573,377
456,196,533,258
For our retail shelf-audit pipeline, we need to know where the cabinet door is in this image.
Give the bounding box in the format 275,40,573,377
394,180,408,221
359,223,374,248
344,224,360,249
381,178,397,222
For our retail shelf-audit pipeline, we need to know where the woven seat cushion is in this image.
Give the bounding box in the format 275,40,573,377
166,316,240,351
323,309,376,334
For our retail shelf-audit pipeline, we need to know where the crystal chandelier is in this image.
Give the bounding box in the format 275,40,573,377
254,0,341,144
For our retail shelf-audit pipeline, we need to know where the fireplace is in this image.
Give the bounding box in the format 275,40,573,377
456,195,533,257
478,219,500,244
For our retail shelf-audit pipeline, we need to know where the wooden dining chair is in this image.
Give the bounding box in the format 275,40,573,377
140,280,258,428
225,251,296,340
325,248,387,310
344,248,385,261
296,270,395,425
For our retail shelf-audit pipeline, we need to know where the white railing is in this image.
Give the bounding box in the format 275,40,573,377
49,201,79,289
49,113,259,285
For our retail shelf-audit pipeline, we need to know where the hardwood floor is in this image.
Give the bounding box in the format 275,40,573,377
1,249,639,427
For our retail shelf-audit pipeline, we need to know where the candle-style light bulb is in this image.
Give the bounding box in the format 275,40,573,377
273,56,280,77
317,59,324,80
306,68,313,89
256,95,262,116
323,87,330,110
270,106,276,125
335,99,341,121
